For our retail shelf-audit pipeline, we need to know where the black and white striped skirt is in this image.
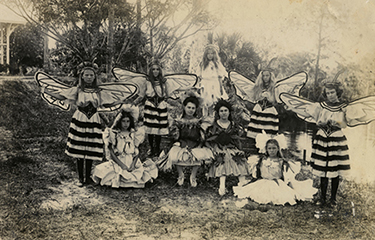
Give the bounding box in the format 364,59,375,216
143,100,169,135
247,104,279,139
311,129,350,178
65,110,103,161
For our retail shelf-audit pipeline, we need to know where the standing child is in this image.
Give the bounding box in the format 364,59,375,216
246,69,279,139
39,63,111,186
157,93,213,187
233,132,317,205
206,99,249,195
280,76,375,207
143,61,169,157
92,105,158,188
305,83,349,207
198,44,228,117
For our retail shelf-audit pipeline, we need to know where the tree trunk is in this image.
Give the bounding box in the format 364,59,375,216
136,0,142,72
313,14,324,99
106,5,114,81
43,33,49,72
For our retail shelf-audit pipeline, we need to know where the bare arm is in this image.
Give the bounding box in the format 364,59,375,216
128,156,138,172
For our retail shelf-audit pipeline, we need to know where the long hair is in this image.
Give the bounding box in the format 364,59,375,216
113,111,135,131
200,44,220,70
148,61,166,97
78,67,98,90
264,139,283,158
182,96,200,118
77,62,99,90
214,99,233,121
252,70,276,103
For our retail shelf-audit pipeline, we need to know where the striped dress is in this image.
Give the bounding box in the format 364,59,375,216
247,100,279,139
143,80,169,135
309,102,350,178
59,87,111,161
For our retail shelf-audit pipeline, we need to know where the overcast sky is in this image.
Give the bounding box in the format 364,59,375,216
206,0,375,67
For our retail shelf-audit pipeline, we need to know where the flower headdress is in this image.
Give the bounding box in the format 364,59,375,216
180,90,203,107
255,130,288,154
149,57,164,69
111,104,139,129
204,44,219,54
77,61,99,75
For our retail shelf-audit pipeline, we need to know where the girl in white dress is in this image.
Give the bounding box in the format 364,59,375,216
92,105,158,188
198,44,228,117
233,132,317,205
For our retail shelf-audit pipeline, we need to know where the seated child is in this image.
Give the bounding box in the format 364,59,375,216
157,93,213,187
92,105,158,188
206,99,250,195
233,132,317,205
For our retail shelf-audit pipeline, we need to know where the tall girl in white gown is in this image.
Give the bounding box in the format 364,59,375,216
92,105,158,188
198,44,228,118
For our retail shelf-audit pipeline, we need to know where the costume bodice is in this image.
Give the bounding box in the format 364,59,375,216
59,86,117,108
206,120,243,149
259,157,283,180
200,61,227,81
145,80,167,98
174,118,202,148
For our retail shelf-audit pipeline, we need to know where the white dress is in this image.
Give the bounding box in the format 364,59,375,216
92,127,158,188
233,156,317,205
199,61,228,109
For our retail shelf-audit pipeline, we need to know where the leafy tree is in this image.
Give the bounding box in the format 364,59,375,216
8,0,214,74
9,23,44,75
139,0,216,60
9,0,135,71
214,32,262,80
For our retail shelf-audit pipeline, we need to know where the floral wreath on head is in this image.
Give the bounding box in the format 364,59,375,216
255,130,288,154
77,61,99,75
111,104,139,130
204,44,219,53
180,90,203,109
148,57,164,69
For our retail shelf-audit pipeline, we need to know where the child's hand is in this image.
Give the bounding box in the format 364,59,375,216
261,92,270,99
128,165,136,172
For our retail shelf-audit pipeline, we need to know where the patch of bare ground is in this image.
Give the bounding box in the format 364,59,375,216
1,81,375,239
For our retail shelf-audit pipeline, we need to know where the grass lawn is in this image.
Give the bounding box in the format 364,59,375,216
0,80,374,239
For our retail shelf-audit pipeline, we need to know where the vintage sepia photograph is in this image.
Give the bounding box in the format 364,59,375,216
0,0,374,239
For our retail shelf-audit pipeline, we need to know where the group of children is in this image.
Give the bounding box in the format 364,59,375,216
38,44,353,208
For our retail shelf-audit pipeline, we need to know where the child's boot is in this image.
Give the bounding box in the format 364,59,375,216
76,159,84,187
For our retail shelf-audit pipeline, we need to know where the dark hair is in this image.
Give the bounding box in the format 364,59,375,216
113,111,135,131
182,96,199,118
265,139,282,158
322,82,344,100
214,99,233,121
